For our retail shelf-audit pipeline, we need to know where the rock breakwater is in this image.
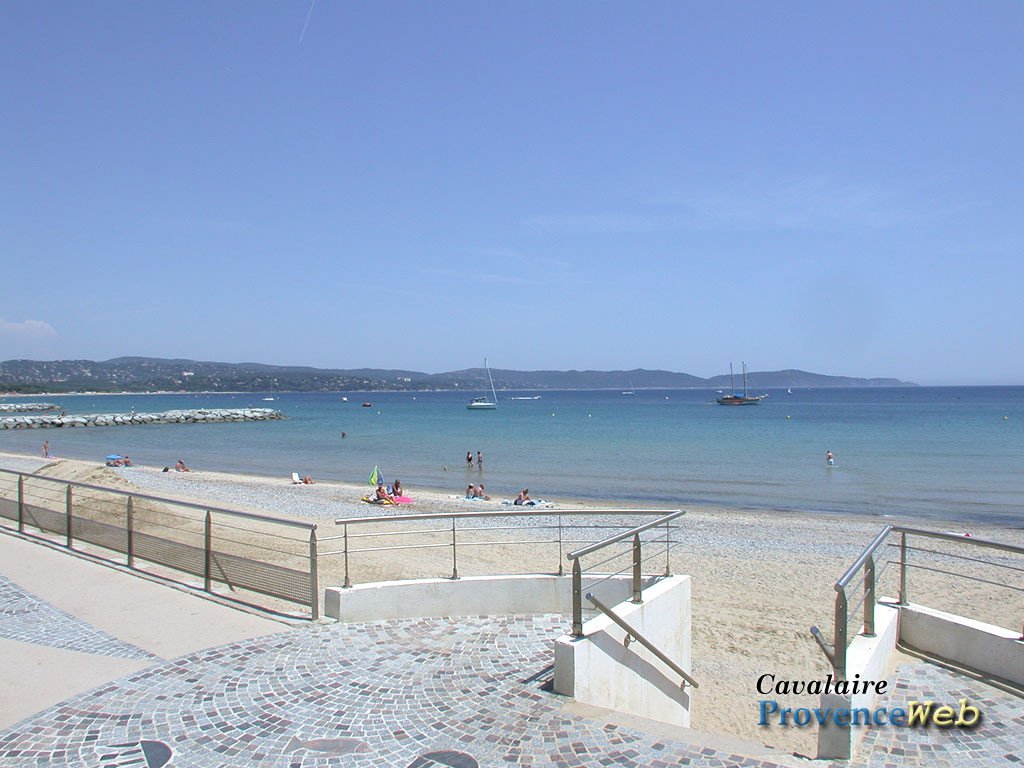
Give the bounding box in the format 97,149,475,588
0,408,283,429
0,402,60,413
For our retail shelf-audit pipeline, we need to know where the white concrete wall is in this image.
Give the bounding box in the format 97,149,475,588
817,601,900,760
324,574,634,622
552,576,692,727
899,603,1024,687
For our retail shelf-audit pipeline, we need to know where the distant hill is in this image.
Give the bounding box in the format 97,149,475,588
0,357,915,394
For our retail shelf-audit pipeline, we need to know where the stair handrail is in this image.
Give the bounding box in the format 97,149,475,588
586,592,699,690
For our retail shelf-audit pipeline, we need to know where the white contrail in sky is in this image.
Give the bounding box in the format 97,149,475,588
299,0,316,44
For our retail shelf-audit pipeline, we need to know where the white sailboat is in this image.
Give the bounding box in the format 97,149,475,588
621,377,636,395
466,358,498,410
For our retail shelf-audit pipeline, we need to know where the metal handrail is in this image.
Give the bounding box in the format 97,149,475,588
816,524,1024,679
1,468,320,619
335,508,682,525
1,467,315,530
566,510,685,636
567,510,687,560
587,592,698,690
331,508,683,589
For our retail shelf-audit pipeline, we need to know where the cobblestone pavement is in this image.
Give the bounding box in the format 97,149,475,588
0,607,1019,768
853,660,1024,767
0,614,814,768
0,573,154,660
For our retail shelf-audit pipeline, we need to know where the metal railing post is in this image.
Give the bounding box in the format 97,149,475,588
571,558,583,636
664,519,672,576
17,475,25,532
204,511,212,592
65,485,73,548
126,496,135,568
343,523,351,588
834,589,848,680
557,514,564,576
898,532,908,606
632,532,642,603
863,555,876,637
450,515,459,580
309,526,319,621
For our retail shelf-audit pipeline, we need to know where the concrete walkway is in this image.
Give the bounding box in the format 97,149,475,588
0,532,285,728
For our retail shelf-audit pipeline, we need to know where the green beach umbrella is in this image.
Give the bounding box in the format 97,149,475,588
368,465,382,486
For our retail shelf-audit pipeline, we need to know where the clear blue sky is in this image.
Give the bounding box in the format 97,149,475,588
3,2,1022,385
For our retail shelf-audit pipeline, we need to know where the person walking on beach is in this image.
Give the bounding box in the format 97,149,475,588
826,450,835,467
466,451,473,469
476,450,483,470
41,441,50,458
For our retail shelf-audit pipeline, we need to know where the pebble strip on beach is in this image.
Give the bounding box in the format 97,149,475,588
0,407,283,429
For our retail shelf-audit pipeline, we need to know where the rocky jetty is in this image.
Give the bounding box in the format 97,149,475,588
0,408,283,429
0,402,60,413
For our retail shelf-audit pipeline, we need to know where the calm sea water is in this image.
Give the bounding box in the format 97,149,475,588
2,387,1022,525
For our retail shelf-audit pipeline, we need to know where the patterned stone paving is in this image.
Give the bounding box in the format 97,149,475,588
0,614,812,768
853,661,1024,767
0,574,155,660
0,607,1019,768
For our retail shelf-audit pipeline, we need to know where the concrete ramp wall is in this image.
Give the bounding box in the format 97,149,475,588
552,576,692,727
900,603,1024,687
817,601,900,760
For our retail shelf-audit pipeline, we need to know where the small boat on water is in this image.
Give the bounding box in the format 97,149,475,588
716,362,764,406
510,395,541,400
362,402,372,407
262,397,275,401
467,358,498,410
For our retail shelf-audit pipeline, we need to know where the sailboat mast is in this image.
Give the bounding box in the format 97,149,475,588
742,362,748,397
730,363,735,395
485,358,497,403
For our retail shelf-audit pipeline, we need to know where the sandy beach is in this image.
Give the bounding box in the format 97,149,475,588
2,449,1021,757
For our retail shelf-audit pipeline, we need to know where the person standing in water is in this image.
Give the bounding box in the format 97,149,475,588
477,450,483,470
826,450,835,467
466,451,473,469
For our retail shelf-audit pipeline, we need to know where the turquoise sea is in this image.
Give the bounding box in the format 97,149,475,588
2,387,1022,525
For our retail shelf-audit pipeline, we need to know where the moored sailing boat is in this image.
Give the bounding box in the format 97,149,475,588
466,358,498,410
716,362,764,406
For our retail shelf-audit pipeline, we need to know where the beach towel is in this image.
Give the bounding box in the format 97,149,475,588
361,494,394,505
392,495,414,504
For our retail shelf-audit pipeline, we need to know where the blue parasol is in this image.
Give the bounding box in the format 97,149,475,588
106,454,123,461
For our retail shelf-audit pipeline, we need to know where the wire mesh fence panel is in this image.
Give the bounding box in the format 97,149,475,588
21,502,68,537
0,469,319,618
208,550,313,604
0,495,17,523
